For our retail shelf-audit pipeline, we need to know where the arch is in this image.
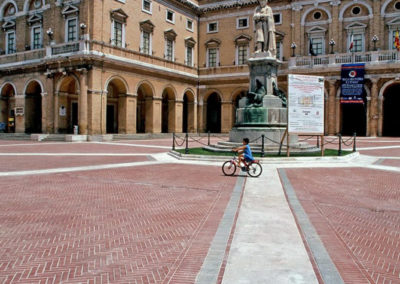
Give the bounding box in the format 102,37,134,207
182,87,196,103
202,89,223,103
24,79,43,133
23,78,45,95
104,75,129,95
0,0,18,18
0,82,17,96
379,79,400,98
205,92,222,133
56,73,80,94
339,1,373,21
161,84,177,99
23,0,46,13
301,6,332,26
381,0,396,16
182,88,196,133
136,80,155,98
161,86,177,133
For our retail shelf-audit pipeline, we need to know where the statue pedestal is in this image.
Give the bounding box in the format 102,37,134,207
248,55,281,96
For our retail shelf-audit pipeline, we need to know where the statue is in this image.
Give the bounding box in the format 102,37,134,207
272,82,287,107
246,79,266,108
254,0,276,57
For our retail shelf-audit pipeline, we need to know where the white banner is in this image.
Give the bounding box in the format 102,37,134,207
288,74,325,135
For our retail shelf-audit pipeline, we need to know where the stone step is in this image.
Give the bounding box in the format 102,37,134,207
0,133,31,140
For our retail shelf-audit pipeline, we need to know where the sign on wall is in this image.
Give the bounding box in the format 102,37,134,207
15,107,24,116
288,74,325,135
341,63,365,103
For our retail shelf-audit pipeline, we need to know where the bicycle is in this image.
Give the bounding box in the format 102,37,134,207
222,154,263,177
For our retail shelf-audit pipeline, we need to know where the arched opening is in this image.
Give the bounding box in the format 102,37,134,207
106,78,126,134
137,83,153,133
57,76,78,134
206,92,221,133
383,84,400,136
183,90,195,133
232,90,247,127
340,90,367,136
0,83,16,133
161,88,176,133
24,80,42,133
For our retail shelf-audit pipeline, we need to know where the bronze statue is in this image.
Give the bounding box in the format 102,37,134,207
272,81,287,107
247,79,266,108
254,0,276,57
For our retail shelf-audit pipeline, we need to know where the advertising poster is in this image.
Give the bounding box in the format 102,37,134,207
288,74,325,135
341,63,365,103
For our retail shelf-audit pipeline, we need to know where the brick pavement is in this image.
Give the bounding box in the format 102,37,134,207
0,163,237,284
379,159,400,168
283,167,400,284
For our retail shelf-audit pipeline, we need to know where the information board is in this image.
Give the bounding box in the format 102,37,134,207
288,74,325,135
340,63,365,103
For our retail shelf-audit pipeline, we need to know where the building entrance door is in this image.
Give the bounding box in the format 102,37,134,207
71,102,78,133
341,103,367,136
106,104,118,134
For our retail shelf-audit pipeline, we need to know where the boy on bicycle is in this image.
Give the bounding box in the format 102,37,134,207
233,138,255,170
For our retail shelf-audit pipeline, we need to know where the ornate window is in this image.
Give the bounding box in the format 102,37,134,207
6,31,16,54
185,37,196,67
140,20,154,55
205,38,220,67
345,22,367,52
66,18,78,42
307,26,326,55
31,25,42,49
164,29,176,61
234,34,251,65
110,9,128,48
387,18,400,50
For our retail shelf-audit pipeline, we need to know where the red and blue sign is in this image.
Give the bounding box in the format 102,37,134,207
341,63,365,104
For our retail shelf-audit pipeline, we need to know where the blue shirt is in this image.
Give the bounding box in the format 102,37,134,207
243,144,254,161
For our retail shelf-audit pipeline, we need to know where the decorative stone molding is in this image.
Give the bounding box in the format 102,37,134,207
1,20,15,30
27,13,42,25
61,4,79,18
185,36,196,47
139,19,154,33
234,34,252,45
205,38,221,47
164,29,177,41
111,8,128,23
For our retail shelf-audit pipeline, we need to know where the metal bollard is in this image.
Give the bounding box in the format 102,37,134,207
261,135,265,157
208,131,211,146
185,133,189,154
338,133,342,156
172,132,175,150
353,132,357,152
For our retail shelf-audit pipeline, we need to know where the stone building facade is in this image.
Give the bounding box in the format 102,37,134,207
0,0,399,136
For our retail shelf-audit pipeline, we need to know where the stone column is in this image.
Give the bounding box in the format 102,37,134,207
15,94,25,133
369,79,379,137
377,96,384,137
78,70,88,134
101,91,107,134
221,101,233,133
118,94,128,134
174,100,183,133
168,99,176,133
54,92,59,133
188,102,197,133
335,96,341,134
41,92,47,133
126,94,137,134
328,81,336,135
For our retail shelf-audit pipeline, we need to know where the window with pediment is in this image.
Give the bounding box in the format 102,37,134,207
345,22,367,52
234,34,251,65
110,9,128,48
185,37,195,67
307,26,327,55
164,29,176,61
387,17,400,50
140,20,154,55
205,38,220,67
61,4,79,43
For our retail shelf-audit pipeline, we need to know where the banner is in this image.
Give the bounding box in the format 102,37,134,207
341,63,365,103
288,74,325,135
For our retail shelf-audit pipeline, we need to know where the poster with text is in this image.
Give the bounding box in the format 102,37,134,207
288,74,325,135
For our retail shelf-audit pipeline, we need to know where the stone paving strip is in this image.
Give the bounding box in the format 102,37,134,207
221,169,318,284
0,160,162,177
0,153,155,156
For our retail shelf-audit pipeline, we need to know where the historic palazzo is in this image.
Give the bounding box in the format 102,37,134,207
1,0,400,136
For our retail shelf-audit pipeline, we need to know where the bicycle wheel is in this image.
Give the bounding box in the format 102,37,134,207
222,161,236,176
247,162,263,177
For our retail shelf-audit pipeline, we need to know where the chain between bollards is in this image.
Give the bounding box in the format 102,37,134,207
261,135,265,157
316,136,320,148
353,132,357,152
338,133,342,156
172,132,175,150
208,131,211,146
185,133,189,154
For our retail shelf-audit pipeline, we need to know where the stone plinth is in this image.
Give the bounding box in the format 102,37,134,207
248,55,281,96
229,127,297,145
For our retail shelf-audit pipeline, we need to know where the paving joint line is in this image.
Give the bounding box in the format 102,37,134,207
195,172,246,284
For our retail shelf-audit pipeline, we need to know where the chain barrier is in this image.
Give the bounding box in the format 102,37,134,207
172,132,357,156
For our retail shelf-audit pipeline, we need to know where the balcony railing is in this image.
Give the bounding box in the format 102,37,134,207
0,48,45,65
289,50,399,69
46,40,88,57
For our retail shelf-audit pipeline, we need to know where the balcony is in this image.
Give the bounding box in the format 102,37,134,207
0,48,45,66
289,50,400,69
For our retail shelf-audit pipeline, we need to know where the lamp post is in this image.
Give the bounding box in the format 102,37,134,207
80,23,87,40
372,35,379,51
329,39,336,54
46,28,54,45
291,42,297,57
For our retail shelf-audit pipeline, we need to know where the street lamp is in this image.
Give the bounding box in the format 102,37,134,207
329,39,336,54
372,35,379,51
80,23,87,40
291,42,297,57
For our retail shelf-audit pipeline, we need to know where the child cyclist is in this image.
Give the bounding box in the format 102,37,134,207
233,138,255,170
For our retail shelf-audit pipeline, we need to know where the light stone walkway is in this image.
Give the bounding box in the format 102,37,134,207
221,169,318,284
